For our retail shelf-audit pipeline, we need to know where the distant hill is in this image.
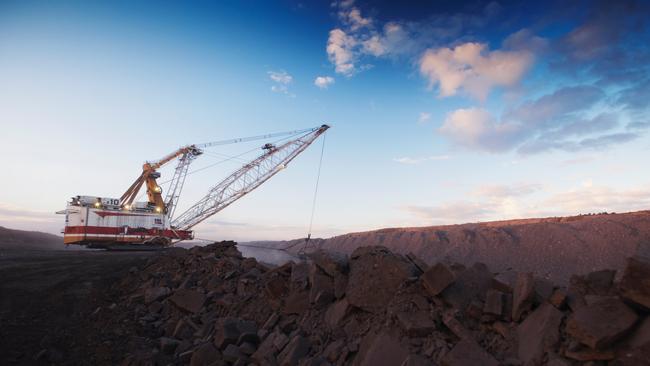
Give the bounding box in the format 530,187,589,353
0,226,64,251
247,211,650,284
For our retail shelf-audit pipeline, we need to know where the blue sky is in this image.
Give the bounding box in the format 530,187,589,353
1,0,650,241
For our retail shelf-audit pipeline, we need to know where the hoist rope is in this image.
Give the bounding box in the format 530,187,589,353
300,131,327,254
307,132,326,237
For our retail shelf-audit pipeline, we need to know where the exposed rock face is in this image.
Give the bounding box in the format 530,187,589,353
86,241,649,366
273,211,650,285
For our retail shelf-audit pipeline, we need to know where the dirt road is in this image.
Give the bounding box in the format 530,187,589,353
0,250,153,365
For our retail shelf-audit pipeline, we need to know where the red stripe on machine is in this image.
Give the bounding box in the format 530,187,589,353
64,226,192,239
93,211,153,218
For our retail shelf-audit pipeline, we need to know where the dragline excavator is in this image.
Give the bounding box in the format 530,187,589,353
61,125,329,250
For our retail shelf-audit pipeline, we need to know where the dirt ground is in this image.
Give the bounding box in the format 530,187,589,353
0,250,154,365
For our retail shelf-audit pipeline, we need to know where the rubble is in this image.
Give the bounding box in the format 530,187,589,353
91,241,648,366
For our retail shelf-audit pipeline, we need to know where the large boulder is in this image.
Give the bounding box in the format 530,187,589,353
566,296,638,350
421,263,456,296
346,246,418,313
619,256,650,310
441,263,492,311
309,250,348,277
517,303,564,366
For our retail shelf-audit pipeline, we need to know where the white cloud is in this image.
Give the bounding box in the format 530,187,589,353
418,112,431,124
268,70,292,84
439,107,522,152
268,70,294,96
314,76,335,89
393,155,449,165
342,7,371,31
419,42,534,100
327,29,358,75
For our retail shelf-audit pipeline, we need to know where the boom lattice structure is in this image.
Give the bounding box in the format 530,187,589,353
172,125,329,230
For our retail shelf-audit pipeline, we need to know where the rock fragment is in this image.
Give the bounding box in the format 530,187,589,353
517,303,563,366
324,298,350,329
512,272,535,321
566,296,638,349
278,335,311,366
483,289,504,316
421,263,455,296
619,256,650,309
189,342,220,366
354,331,409,366
396,311,436,337
401,354,434,366
441,263,492,311
144,286,171,304
346,246,417,313
168,289,206,314
549,288,567,308
441,339,498,366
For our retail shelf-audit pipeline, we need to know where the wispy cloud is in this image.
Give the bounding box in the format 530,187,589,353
473,183,543,198
402,182,650,225
418,112,431,124
0,202,62,234
268,70,295,96
439,85,642,154
392,155,449,165
403,202,493,223
268,70,292,84
314,76,335,89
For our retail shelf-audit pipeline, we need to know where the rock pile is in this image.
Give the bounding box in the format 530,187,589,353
110,242,650,365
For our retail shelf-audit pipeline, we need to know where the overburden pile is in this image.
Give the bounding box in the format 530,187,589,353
106,242,650,365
